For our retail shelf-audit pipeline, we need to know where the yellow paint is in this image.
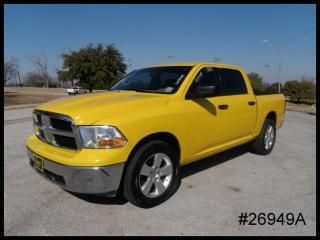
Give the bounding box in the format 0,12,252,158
26,63,285,167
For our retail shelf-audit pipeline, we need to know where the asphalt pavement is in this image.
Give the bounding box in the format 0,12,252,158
4,108,316,236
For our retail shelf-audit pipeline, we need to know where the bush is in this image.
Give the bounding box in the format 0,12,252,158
283,80,316,103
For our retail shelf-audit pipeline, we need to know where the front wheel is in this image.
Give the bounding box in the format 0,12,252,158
123,140,181,208
251,119,276,155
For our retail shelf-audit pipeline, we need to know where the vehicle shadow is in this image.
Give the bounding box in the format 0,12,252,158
66,143,251,205
193,98,217,115
66,190,129,205
181,143,250,179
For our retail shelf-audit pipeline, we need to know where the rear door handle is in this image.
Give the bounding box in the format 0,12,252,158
218,104,229,110
248,101,256,106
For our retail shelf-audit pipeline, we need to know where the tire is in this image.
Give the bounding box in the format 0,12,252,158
123,140,181,208
251,119,276,155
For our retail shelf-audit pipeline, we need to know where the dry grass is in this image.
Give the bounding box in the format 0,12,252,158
285,101,316,115
4,92,65,106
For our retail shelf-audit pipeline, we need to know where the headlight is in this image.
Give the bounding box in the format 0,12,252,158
32,113,40,136
79,126,127,149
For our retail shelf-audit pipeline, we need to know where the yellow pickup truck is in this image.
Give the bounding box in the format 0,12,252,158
26,62,285,208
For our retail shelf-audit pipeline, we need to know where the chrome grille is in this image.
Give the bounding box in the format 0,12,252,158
33,110,81,150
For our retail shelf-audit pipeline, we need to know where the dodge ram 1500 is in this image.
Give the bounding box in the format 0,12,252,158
26,62,285,208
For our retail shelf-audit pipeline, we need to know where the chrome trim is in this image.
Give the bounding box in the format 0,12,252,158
138,153,173,198
264,125,275,150
33,110,82,150
71,124,83,149
39,126,74,137
27,148,125,195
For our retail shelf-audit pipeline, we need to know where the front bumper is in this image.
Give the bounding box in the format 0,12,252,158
27,148,125,196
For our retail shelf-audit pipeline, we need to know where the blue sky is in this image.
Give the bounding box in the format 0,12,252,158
4,4,316,84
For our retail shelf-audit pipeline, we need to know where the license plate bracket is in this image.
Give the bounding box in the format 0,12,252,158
34,154,45,172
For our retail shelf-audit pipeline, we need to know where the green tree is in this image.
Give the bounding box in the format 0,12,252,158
247,72,266,94
300,80,316,102
283,80,302,102
300,76,316,102
57,43,127,92
283,80,315,103
264,82,282,94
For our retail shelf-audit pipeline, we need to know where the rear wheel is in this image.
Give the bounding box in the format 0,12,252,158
251,119,276,155
123,140,180,208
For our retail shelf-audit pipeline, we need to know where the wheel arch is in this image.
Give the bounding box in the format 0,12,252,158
266,111,277,124
117,132,181,197
127,132,181,164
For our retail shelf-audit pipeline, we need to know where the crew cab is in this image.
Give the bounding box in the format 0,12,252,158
26,62,285,208
66,86,88,95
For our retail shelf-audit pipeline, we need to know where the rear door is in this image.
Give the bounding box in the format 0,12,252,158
217,68,257,141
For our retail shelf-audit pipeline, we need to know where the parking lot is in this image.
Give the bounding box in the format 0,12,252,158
4,108,316,236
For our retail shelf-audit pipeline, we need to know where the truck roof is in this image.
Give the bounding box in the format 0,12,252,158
151,62,242,70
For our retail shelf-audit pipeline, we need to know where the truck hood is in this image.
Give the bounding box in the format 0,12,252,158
35,90,170,125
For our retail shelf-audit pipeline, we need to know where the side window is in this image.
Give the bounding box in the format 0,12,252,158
188,67,220,95
220,69,247,95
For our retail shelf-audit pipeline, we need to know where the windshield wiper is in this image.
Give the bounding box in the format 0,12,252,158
112,88,153,93
110,88,139,92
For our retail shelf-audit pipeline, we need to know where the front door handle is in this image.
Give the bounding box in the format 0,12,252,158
218,104,229,110
248,101,256,106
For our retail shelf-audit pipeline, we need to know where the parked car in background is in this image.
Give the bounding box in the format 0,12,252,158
66,87,88,95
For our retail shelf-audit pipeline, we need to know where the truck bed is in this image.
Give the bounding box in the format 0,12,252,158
253,94,286,136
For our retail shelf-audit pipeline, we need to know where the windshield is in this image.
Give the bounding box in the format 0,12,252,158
111,66,192,94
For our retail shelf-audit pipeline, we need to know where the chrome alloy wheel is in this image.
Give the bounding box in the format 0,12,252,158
138,153,173,198
264,125,275,150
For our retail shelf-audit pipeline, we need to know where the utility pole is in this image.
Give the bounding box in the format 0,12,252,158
261,26,315,94
262,40,282,93
277,43,282,93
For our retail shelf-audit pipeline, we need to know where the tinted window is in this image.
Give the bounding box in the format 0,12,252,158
111,66,192,94
188,67,220,95
220,69,247,95
197,68,219,87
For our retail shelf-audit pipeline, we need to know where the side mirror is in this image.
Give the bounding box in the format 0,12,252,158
187,85,217,99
